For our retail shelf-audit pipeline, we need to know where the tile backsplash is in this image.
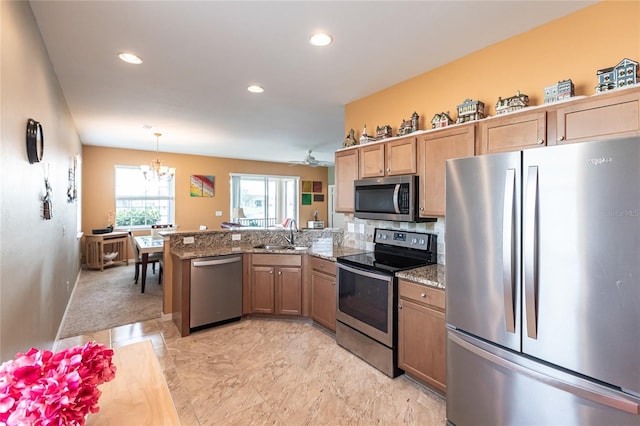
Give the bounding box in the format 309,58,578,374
341,214,446,265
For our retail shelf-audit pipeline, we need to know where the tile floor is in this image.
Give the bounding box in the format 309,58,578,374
55,318,446,425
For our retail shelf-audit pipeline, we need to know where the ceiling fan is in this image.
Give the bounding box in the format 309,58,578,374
288,150,333,167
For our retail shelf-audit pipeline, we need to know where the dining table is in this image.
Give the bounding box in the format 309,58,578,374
134,235,164,293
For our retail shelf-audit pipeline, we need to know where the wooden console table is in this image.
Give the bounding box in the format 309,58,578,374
85,231,129,271
87,340,180,425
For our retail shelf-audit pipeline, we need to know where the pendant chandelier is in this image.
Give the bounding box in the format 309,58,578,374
141,132,175,181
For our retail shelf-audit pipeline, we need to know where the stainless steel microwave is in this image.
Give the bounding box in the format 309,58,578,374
354,175,432,222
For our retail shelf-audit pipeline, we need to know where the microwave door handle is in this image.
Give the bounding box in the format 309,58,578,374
393,184,401,213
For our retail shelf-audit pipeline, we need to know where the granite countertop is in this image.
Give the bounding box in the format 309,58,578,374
396,264,446,290
170,244,367,262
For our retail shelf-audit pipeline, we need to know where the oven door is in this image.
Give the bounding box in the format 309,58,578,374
336,262,394,347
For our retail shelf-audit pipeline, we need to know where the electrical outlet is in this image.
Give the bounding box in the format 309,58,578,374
348,223,355,232
232,234,241,241
215,211,222,216
183,236,195,244
359,224,365,233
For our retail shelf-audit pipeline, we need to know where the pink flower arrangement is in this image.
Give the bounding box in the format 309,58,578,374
0,341,116,425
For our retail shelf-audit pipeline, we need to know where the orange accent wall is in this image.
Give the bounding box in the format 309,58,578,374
82,146,329,234
345,1,640,136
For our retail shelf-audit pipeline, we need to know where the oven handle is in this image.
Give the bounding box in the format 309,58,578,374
337,262,394,282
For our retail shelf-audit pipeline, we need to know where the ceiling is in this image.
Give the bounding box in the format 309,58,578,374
29,1,595,166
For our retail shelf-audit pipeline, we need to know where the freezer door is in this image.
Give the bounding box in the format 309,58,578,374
447,329,640,426
446,152,522,351
522,137,640,395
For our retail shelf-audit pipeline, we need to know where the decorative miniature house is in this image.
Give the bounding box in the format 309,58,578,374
596,58,639,93
343,128,358,147
397,112,419,136
431,112,454,129
544,79,575,104
456,99,485,124
376,125,392,140
495,90,529,115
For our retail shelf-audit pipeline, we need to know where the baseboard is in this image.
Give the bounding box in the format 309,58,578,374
161,312,173,321
54,269,83,347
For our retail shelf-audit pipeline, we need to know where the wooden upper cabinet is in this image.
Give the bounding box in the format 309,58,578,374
417,124,475,217
553,87,640,145
334,148,359,213
359,136,417,178
359,143,386,178
478,110,546,155
386,136,417,175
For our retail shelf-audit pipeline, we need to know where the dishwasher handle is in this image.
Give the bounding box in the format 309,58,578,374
192,256,242,267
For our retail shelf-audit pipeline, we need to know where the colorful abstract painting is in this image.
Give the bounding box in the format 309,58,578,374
190,175,215,197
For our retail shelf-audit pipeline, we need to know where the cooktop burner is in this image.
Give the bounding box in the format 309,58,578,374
337,228,437,274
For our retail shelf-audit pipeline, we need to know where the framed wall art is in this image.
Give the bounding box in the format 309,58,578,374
190,175,215,197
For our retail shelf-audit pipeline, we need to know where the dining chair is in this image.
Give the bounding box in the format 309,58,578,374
128,232,163,285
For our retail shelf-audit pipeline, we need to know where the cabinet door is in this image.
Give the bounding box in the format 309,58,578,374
478,110,546,155
398,298,446,394
277,267,302,316
359,143,385,178
386,136,417,175
311,269,336,331
555,88,640,145
334,149,359,213
251,265,275,314
417,125,475,217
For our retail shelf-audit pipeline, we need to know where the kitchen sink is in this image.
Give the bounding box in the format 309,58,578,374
253,244,308,251
253,244,289,250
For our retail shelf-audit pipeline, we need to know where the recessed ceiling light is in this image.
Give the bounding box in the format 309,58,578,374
247,85,264,94
309,33,332,47
118,52,143,64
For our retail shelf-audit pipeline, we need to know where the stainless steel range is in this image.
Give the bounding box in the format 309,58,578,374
336,228,437,377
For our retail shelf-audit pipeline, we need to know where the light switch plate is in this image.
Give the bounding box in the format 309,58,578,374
359,224,365,233
348,223,354,232
183,236,195,244
232,234,241,241
215,211,222,216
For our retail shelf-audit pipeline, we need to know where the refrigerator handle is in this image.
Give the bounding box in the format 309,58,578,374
524,166,539,339
502,168,516,333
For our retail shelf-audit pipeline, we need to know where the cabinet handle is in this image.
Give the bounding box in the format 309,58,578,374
537,138,544,145
419,207,424,211
420,293,427,298
278,271,282,275
398,304,403,309
557,136,565,142
270,270,273,274
379,169,383,173
386,168,391,172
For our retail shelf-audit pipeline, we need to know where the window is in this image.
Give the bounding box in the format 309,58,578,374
114,165,175,228
230,174,298,228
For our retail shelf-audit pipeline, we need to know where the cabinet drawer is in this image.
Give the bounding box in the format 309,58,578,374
399,279,445,310
251,254,301,267
310,257,336,276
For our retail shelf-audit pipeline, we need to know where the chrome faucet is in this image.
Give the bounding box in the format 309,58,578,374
284,219,298,245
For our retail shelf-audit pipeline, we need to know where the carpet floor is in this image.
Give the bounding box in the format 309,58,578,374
58,263,163,338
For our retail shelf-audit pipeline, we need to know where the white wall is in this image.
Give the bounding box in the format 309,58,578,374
0,1,83,361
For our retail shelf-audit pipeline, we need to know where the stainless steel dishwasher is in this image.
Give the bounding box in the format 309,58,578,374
190,254,242,330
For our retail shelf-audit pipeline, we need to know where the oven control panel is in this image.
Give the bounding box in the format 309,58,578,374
374,228,435,251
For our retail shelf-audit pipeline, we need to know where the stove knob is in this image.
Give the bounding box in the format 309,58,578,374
411,238,418,245
419,238,426,245
380,234,388,240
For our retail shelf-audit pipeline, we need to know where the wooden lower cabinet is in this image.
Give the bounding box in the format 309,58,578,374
310,257,336,332
250,254,302,316
398,279,446,394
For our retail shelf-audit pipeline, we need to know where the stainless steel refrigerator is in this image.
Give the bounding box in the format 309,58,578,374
445,137,640,425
